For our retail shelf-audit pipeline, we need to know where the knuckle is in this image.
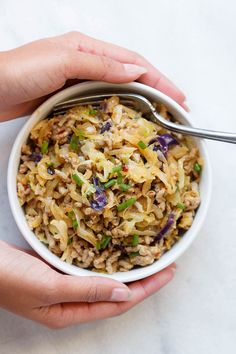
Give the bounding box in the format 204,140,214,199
99,56,117,80
62,50,78,77
64,31,82,40
86,283,100,302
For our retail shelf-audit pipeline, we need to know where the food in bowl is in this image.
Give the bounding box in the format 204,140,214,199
17,96,202,274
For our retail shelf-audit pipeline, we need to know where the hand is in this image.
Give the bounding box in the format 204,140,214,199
0,241,175,328
0,31,186,121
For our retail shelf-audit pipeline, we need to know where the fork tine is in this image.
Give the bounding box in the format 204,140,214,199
53,100,104,111
53,94,137,115
53,101,136,116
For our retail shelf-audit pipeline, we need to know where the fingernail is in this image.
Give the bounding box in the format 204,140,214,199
123,63,147,76
110,288,132,302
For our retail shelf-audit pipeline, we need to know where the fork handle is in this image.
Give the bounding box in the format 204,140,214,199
153,111,236,144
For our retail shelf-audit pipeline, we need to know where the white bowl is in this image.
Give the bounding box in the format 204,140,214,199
8,81,212,283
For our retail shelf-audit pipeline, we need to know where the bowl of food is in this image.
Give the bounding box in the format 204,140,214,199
8,81,212,282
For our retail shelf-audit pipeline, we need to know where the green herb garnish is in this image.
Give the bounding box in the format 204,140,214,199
68,210,78,230
86,184,96,196
89,109,97,116
69,134,80,151
104,179,116,189
72,219,78,229
67,237,73,245
130,251,140,257
74,129,85,139
194,163,202,173
117,198,136,212
41,140,49,154
117,172,123,185
46,161,54,167
137,140,147,149
72,173,84,186
176,203,186,210
112,165,122,173
96,235,111,250
120,183,131,192
132,234,139,246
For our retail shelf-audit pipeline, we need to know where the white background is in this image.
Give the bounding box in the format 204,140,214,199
0,0,236,353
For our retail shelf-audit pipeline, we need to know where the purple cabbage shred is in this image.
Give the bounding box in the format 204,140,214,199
92,176,104,193
90,192,107,211
47,167,55,175
100,121,112,134
91,176,107,211
149,134,178,156
154,213,175,243
29,152,42,163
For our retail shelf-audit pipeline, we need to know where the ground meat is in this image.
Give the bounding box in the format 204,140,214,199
106,250,121,274
17,96,201,274
183,191,200,210
51,126,72,145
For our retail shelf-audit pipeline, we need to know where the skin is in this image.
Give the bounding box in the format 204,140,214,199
0,32,183,328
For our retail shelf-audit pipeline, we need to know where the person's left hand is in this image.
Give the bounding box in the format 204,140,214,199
0,31,186,121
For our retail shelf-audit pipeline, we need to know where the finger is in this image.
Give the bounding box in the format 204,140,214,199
44,275,132,305
64,50,147,83
36,264,175,328
62,32,186,104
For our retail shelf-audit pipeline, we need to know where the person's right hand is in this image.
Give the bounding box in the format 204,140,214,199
0,240,175,328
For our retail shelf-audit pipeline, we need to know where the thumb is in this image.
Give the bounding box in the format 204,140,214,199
46,275,132,304
64,50,147,83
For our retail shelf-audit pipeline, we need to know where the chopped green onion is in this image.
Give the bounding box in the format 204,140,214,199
41,140,49,154
137,140,147,149
117,172,123,185
85,184,96,196
67,237,73,245
72,173,84,186
132,234,139,246
177,203,186,210
130,251,140,257
194,163,202,173
117,198,136,212
68,211,74,219
96,235,111,250
112,165,122,173
72,219,78,229
70,134,80,151
104,179,116,189
46,161,54,167
68,211,78,230
120,183,131,192
74,129,85,139
89,109,97,116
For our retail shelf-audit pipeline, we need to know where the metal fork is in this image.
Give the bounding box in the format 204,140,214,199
53,93,236,144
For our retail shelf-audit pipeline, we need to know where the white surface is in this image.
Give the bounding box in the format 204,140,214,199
7,80,212,282
0,0,235,353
